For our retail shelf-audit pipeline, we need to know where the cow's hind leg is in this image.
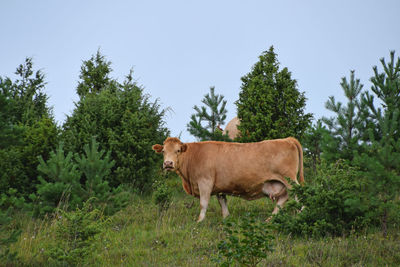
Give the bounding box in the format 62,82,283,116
197,180,213,222
272,190,289,215
217,194,230,219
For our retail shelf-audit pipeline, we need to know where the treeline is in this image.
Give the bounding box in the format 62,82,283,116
0,52,169,219
1,46,399,238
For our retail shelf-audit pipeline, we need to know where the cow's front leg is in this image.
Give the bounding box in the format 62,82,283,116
197,180,212,222
217,194,230,219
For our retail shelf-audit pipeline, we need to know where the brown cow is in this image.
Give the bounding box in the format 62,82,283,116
152,137,304,222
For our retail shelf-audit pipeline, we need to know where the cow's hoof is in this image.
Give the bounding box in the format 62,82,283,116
265,216,273,222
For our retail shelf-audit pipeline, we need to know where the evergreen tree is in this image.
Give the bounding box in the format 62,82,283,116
187,86,230,141
7,58,50,125
355,110,400,236
0,81,22,148
75,137,115,200
302,120,328,173
35,138,121,216
354,51,400,236
322,70,364,162
360,50,400,142
235,46,312,142
0,58,58,196
76,50,117,98
62,52,168,191
35,143,84,215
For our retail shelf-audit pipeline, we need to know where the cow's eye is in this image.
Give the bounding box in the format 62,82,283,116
177,149,181,153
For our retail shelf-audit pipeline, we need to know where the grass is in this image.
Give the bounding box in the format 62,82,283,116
6,179,400,266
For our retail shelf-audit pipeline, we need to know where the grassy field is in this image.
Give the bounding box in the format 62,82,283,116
7,178,400,266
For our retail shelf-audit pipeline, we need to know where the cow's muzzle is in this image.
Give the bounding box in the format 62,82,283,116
163,161,174,171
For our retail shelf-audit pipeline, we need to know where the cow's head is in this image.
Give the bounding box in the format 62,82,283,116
152,137,187,171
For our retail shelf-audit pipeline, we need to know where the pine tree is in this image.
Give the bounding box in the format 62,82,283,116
75,137,115,200
354,51,400,236
360,50,400,142
187,86,230,141
355,110,400,236
322,70,364,161
235,46,312,142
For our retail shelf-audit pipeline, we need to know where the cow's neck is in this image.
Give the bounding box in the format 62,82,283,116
176,152,195,196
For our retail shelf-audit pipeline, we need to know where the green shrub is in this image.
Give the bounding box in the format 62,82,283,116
214,213,274,267
152,178,172,212
34,138,128,216
46,199,105,266
34,143,83,216
0,189,24,264
272,161,377,237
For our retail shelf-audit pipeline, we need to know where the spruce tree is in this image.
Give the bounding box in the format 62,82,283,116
235,46,312,142
187,86,230,141
322,70,364,162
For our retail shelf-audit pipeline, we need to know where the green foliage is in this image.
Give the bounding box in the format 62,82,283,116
1,57,50,126
235,46,312,142
0,117,59,196
272,161,376,237
354,51,400,235
301,120,328,173
62,52,168,191
77,50,116,98
0,189,24,264
75,137,115,201
214,213,274,267
0,210,21,264
322,70,364,162
0,58,58,196
152,178,172,212
46,200,105,266
35,143,84,216
360,51,400,141
354,110,400,235
187,86,230,141
34,138,126,216
0,80,23,148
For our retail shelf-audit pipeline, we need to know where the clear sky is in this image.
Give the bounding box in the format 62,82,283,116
1,1,399,142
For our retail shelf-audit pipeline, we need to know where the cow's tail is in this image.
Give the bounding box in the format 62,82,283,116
292,137,305,185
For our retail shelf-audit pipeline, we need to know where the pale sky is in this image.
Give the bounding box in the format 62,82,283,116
1,1,399,142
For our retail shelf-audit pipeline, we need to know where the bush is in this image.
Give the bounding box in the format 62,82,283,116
214,213,274,267
34,138,128,216
0,189,24,264
152,178,172,212
46,199,105,266
272,161,377,237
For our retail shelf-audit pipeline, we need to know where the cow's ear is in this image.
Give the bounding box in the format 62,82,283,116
152,144,163,153
181,143,187,152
